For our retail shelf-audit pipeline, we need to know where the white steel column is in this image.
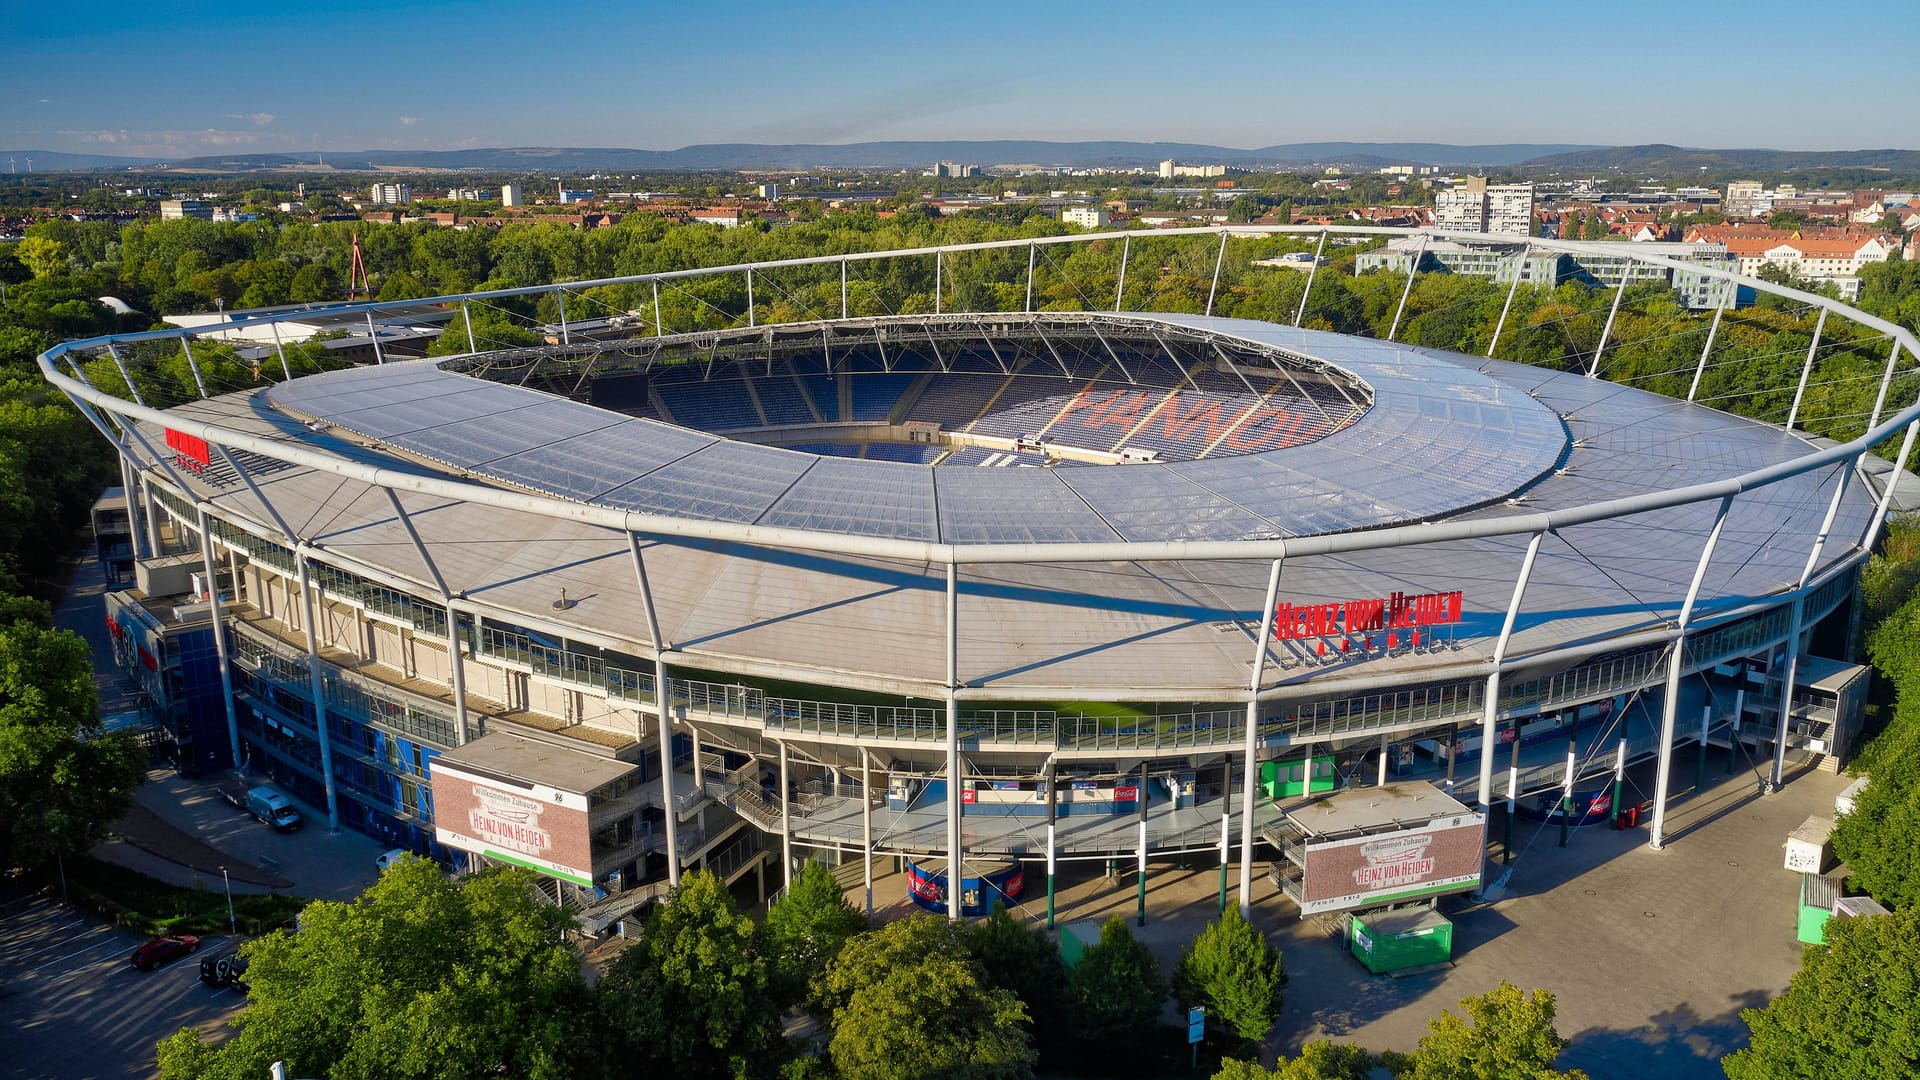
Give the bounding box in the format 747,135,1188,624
1587,272,1632,378
294,558,341,832
1239,556,1284,916
945,562,962,921
462,304,476,358
1115,235,1131,312
652,280,664,337
137,473,161,559
840,259,848,319
557,290,572,343
1769,601,1805,793
364,311,386,365
1868,341,1905,431
1688,303,1727,403
1293,231,1327,327
744,270,754,328
861,748,874,918
179,335,208,398
1024,243,1036,314
196,508,242,770
1486,245,1530,358
1386,235,1427,342
1785,309,1828,431
1860,419,1920,554
1204,229,1229,317
627,532,678,885
1478,533,1545,808
934,251,942,315
779,739,793,892
445,605,469,745
1649,494,1734,849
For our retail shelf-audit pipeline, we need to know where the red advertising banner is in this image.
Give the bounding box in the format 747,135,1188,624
164,428,212,467
1298,813,1485,915
429,764,595,886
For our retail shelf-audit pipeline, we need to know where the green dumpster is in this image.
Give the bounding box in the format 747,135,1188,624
1058,921,1102,968
1797,873,1840,945
1350,908,1453,974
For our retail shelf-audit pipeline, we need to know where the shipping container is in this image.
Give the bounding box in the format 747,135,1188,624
1349,907,1453,975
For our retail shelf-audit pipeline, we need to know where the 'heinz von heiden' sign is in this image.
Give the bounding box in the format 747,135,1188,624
1273,590,1464,642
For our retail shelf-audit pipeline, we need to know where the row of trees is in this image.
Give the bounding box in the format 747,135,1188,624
156,859,1288,1080
1714,515,1920,1078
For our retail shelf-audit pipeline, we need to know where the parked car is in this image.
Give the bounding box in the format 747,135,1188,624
198,951,247,988
245,786,302,832
129,934,200,970
374,849,412,873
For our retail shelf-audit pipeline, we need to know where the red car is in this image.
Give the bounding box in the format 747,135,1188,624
129,934,201,970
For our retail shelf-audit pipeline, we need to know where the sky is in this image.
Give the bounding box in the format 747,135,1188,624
5,0,1916,159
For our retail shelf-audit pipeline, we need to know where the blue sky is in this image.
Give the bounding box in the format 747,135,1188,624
5,0,1915,158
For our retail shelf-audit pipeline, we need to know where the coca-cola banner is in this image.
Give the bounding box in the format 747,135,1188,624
1299,813,1485,915
429,763,595,887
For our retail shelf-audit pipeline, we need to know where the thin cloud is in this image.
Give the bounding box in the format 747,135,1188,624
61,127,294,156
224,112,276,127
398,115,422,126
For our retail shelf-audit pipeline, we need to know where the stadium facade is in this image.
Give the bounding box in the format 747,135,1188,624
42,227,1920,924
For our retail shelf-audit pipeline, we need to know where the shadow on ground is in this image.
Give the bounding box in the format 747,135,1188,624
1562,995,1768,1080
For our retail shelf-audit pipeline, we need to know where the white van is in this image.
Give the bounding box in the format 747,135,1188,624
245,786,303,832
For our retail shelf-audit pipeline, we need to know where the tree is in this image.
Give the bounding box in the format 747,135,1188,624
597,868,786,1080
1722,902,1920,1079
1402,981,1588,1080
0,600,146,869
764,858,867,1007
16,235,65,279
829,952,1035,1080
288,263,342,303
157,861,600,1080
965,905,1070,1063
1066,915,1168,1066
1173,905,1288,1044
1214,1041,1382,1080
814,910,971,1020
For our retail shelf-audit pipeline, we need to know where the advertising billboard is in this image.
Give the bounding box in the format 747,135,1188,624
1298,812,1485,915
429,762,595,887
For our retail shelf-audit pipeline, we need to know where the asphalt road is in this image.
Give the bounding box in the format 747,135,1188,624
0,885,245,1080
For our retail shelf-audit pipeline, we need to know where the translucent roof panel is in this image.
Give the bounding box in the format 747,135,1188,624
598,441,815,523
1054,465,1272,542
387,398,632,469
758,457,939,540
934,468,1122,544
325,382,537,439
476,420,717,502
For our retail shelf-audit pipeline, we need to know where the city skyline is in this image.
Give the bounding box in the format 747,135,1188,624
5,0,1915,160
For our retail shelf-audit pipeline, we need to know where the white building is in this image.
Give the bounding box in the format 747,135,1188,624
368,183,412,206
502,183,524,208
1434,177,1534,237
159,200,213,221
1061,206,1110,229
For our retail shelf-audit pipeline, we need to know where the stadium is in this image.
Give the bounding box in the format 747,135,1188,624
42,226,1920,927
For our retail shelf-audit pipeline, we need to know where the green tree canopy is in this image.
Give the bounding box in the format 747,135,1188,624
964,905,1070,1064
764,858,867,1008
829,952,1035,1080
1403,981,1588,1080
156,862,599,1080
597,868,786,1080
1065,915,1168,1066
814,910,970,1021
1173,905,1288,1044
0,599,146,869
1214,1041,1382,1080
1722,903,1920,1079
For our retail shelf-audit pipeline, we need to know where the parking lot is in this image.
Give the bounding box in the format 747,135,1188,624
0,886,245,1080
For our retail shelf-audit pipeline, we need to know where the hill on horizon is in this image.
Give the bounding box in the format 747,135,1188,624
5,140,1916,176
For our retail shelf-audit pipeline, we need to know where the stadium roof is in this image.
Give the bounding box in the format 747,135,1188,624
264,314,1574,544
112,312,1867,700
